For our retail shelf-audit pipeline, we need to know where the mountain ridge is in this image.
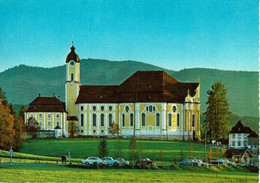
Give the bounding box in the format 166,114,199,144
0,58,258,117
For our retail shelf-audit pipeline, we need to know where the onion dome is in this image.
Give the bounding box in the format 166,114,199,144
66,43,80,63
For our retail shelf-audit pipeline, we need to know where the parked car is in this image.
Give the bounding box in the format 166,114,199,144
102,157,120,166
135,158,155,166
209,159,224,166
82,157,107,166
178,159,195,166
191,159,209,166
218,159,235,166
116,158,129,167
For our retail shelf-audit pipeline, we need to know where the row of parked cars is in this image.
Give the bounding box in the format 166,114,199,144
81,157,155,167
178,158,235,166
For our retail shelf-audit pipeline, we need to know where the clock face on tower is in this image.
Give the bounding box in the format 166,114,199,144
70,61,74,65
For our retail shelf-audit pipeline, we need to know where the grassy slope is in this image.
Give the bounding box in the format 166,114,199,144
0,59,258,117
19,139,219,163
0,165,258,182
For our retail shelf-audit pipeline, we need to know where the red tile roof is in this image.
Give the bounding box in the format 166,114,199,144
229,120,253,134
27,96,66,112
76,71,199,104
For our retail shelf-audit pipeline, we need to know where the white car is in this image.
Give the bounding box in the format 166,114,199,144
102,157,120,166
82,157,107,166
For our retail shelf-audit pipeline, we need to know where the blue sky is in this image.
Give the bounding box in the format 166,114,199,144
0,0,258,72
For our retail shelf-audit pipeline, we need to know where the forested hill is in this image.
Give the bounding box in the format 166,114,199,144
0,58,258,117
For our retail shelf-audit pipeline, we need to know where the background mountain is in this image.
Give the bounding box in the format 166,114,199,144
0,59,258,119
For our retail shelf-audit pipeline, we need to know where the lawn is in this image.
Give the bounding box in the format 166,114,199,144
0,165,258,182
19,138,215,163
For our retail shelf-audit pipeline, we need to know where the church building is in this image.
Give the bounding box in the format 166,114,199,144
25,44,201,140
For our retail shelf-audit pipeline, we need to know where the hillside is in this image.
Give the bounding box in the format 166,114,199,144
0,58,258,117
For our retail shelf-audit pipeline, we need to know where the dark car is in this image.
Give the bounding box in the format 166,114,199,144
135,158,155,166
209,159,224,166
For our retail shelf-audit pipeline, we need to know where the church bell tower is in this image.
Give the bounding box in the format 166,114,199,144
65,42,80,119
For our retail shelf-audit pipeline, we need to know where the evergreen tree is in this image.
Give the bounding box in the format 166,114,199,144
99,138,108,158
204,81,231,142
0,88,8,106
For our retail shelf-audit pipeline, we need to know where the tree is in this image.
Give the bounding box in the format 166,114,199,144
108,122,119,137
215,148,220,160
13,116,26,150
26,117,40,139
204,81,231,142
189,142,194,158
0,102,15,150
68,121,77,138
99,138,108,158
0,88,8,106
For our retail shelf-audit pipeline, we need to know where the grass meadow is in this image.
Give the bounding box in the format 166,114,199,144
0,165,258,182
19,138,214,163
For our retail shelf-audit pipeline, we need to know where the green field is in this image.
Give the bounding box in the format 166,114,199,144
19,138,214,163
0,165,258,182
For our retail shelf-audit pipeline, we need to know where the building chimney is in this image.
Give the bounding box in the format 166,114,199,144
38,93,41,97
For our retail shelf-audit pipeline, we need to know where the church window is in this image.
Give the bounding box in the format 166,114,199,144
47,113,51,118
122,114,125,126
101,114,104,126
48,121,51,126
153,106,156,111
57,122,59,127
30,113,33,118
93,130,96,133
146,106,149,111
71,73,74,81
177,113,180,126
93,114,96,126
81,114,84,126
130,113,134,126
81,106,84,111
168,113,172,126
142,113,146,126
81,130,83,133
101,106,104,111
192,114,195,127
109,114,112,126
156,113,160,126
237,140,241,146
39,113,42,118
125,106,129,112
172,106,177,113
109,106,112,111
93,106,96,111
39,121,42,127
101,130,104,133
149,105,153,112
56,113,60,118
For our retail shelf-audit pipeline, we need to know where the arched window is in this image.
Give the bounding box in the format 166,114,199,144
156,113,160,126
125,106,129,112
101,114,104,126
192,114,195,127
168,113,172,126
109,106,112,111
122,114,125,126
80,106,84,111
177,113,180,126
93,114,96,126
71,73,74,81
81,114,84,126
142,113,146,126
130,113,134,126
172,106,177,113
109,114,112,126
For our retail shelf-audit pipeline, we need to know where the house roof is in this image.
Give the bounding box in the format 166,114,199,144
224,148,252,158
229,120,253,134
76,71,199,104
26,96,66,112
248,131,259,138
